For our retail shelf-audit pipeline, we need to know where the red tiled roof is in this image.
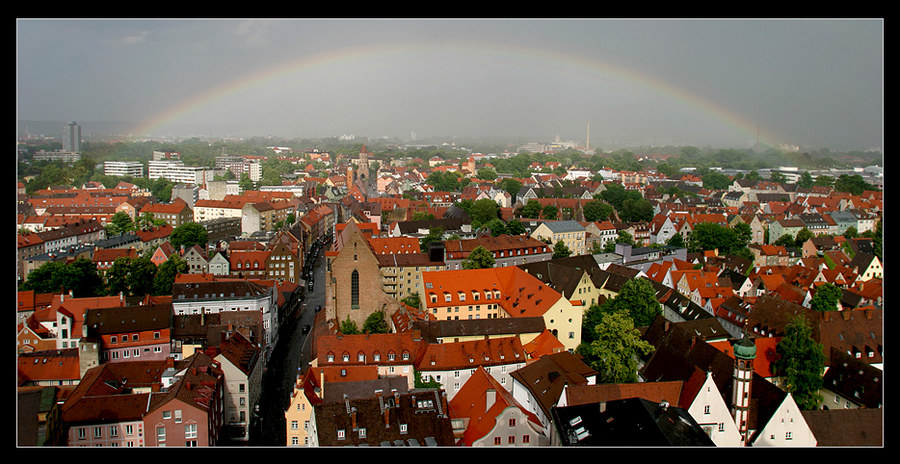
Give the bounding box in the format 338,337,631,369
421,266,563,318
447,366,541,446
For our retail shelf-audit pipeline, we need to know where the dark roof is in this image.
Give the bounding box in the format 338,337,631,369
508,351,596,420
822,348,882,408
411,317,545,343
312,388,455,446
799,408,882,446
551,397,715,446
84,303,173,335
172,280,270,301
640,321,788,437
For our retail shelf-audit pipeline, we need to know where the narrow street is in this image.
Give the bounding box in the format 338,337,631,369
249,244,326,446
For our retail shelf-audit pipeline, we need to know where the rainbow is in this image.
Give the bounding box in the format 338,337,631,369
131,39,782,147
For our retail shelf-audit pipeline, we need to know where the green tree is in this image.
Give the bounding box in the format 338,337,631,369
814,174,834,187
552,240,572,259
170,223,209,250
603,229,635,253
809,283,842,312
362,311,390,334
476,168,497,181
411,211,435,221
619,197,654,223
666,232,685,248
577,309,655,384
517,199,542,219
419,227,444,253
340,316,360,335
153,255,188,296
239,173,255,192
688,222,741,254
137,211,165,231
21,259,102,297
842,226,859,239
105,257,134,296
702,172,732,190
582,200,614,222
414,369,442,388
794,228,813,248
470,199,500,226
20,261,67,293
65,258,104,297
834,174,873,196
126,257,157,297
601,278,661,327
106,211,136,236
400,292,421,309
506,219,526,235
774,234,795,248
462,246,496,269
483,218,508,237
773,315,825,410
498,178,523,197
798,171,814,188
541,205,559,220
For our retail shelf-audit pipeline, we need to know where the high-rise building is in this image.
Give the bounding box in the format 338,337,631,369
62,121,81,153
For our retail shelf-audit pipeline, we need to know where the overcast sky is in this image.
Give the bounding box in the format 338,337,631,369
16,18,883,151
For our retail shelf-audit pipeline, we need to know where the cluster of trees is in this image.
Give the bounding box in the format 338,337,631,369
597,183,653,223
19,254,187,299
339,311,390,335
105,211,166,236
684,222,755,261
773,315,825,410
577,278,659,384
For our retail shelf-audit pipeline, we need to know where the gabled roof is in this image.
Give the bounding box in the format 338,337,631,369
421,266,564,318
417,336,527,371
448,366,541,447
17,349,82,385
508,351,596,419
215,330,260,376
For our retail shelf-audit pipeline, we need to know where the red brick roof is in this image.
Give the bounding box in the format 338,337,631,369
421,266,563,318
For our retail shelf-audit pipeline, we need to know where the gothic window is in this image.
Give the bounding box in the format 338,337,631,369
351,270,360,308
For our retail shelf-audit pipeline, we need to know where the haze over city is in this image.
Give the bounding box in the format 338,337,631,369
17,18,883,152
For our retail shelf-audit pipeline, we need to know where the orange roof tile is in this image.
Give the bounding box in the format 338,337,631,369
421,266,563,318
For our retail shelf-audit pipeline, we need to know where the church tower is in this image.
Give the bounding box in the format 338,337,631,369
731,334,756,446
357,144,370,187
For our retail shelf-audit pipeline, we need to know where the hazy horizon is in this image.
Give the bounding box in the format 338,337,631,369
17,18,884,152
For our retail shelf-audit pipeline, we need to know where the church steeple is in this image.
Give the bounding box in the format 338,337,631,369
732,334,756,446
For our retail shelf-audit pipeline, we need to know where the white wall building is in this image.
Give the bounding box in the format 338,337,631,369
104,161,145,178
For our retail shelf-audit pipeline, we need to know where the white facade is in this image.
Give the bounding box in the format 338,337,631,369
750,393,817,447
104,161,145,178
149,160,208,184
171,292,277,353
419,360,527,402
687,372,744,447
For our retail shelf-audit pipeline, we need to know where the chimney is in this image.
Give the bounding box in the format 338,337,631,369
319,369,325,399
351,406,358,431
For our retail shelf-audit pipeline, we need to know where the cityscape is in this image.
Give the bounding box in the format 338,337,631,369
16,19,882,448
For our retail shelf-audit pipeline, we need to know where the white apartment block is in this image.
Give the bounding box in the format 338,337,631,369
148,160,209,185
104,161,145,178
33,151,81,163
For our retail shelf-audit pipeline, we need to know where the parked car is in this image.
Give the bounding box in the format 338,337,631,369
302,325,311,334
